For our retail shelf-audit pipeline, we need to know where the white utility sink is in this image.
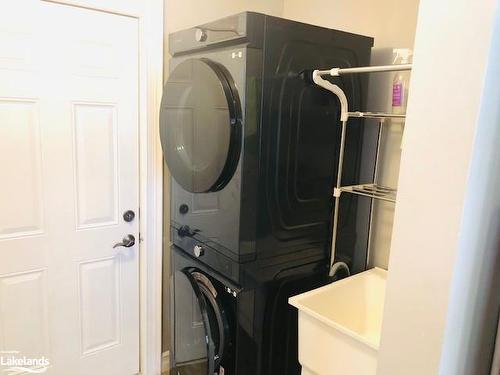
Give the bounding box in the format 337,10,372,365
289,267,387,375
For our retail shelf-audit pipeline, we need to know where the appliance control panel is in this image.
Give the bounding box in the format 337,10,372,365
168,12,265,56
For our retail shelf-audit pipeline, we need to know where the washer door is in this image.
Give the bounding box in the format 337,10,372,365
172,268,228,375
160,58,242,193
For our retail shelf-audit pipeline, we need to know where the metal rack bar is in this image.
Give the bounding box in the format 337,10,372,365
366,120,384,267
348,111,406,119
340,184,397,203
316,63,412,77
329,119,348,275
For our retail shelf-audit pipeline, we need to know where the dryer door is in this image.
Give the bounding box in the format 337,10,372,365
172,268,229,375
160,58,242,193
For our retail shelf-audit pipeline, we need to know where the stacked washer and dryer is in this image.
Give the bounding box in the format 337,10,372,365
160,12,373,375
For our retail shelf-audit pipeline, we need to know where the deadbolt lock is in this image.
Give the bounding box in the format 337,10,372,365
123,210,135,222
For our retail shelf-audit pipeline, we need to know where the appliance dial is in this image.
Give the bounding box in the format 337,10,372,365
194,244,205,258
195,29,207,42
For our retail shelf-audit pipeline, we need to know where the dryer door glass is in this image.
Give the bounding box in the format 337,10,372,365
191,271,228,369
160,58,242,193
173,268,229,375
173,269,215,374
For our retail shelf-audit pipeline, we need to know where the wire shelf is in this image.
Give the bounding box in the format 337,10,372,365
348,111,406,120
311,63,411,276
340,183,397,203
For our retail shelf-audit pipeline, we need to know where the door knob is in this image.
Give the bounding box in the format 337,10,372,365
113,234,135,248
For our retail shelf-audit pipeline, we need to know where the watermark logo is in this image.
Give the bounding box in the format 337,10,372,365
0,351,50,374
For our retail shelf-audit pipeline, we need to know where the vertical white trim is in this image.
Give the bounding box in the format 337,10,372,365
377,0,498,373
138,0,164,374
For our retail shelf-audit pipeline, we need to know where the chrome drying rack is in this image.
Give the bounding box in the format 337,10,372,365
312,64,412,277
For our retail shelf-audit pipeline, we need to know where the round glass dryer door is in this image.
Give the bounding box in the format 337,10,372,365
160,58,242,193
173,268,229,375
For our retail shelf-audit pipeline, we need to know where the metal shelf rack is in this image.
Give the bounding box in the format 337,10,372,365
311,64,412,277
338,183,397,203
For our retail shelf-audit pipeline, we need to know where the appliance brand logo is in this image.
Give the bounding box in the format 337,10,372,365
0,351,50,374
231,51,242,59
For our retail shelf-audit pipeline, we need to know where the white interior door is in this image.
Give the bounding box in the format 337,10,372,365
0,1,140,374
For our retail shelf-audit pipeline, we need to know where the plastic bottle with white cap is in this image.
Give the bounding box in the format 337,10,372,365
392,48,412,115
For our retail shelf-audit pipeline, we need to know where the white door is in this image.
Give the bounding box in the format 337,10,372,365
0,1,140,374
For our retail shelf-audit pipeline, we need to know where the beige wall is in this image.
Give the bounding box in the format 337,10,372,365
283,0,420,270
283,0,418,47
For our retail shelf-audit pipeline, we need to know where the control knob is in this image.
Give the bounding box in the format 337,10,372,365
194,244,205,258
195,29,207,42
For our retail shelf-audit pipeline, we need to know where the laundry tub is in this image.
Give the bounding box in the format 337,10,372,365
289,267,387,375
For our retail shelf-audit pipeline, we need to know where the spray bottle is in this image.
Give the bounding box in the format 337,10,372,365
392,48,412,115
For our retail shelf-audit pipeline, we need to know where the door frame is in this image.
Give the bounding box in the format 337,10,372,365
41,1,164,374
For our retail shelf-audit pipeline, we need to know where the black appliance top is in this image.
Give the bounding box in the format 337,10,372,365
168,12,373,56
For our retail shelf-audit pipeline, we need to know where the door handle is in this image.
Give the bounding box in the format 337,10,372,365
113,234,135,248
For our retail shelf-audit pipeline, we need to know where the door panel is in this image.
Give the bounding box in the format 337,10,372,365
79,256,121,355
0,1,140,374
73,103,119,228
0,269,50,359
0,99,44,239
